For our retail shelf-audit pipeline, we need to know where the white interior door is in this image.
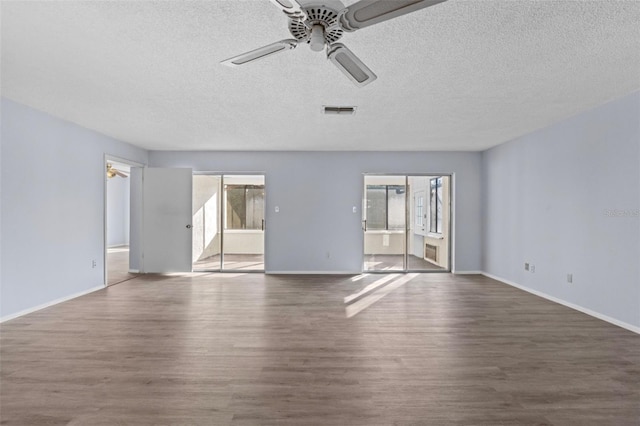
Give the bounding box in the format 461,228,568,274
142,168,193,273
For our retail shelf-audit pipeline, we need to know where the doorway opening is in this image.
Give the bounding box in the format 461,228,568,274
363,174,451,272
104,156,143,286
192,174,265,272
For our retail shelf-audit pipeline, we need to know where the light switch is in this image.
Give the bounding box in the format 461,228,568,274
275,206,279,213
352,206,357,213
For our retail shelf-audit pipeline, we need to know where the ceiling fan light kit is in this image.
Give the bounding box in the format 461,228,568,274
222,0,447,87
309,24,326,52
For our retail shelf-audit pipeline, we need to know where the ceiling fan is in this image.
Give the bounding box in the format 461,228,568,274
106,163,129,179
222,0,447,87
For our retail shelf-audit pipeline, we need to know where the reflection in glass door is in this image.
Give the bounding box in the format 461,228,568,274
222,175,265,271
192,174,265,272
363,175,406,271
363,174,451,273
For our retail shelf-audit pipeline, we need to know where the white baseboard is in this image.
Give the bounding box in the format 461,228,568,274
266,271,360,275
0,285,104,323
267,271,472,275
482,272,640,335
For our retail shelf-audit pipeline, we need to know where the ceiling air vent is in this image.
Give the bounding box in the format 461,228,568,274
323,106,357,115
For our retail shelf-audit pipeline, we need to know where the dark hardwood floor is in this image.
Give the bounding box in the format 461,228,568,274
1,273,638,425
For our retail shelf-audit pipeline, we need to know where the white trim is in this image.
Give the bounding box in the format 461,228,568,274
104,154,145,168
266,271,360,275
0,285,104,323
453,270,483,275
482,272,640,335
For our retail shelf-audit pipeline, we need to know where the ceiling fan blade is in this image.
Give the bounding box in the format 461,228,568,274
267,0,307,20
327,43,377,87
340,0,447,31
221,39,299,67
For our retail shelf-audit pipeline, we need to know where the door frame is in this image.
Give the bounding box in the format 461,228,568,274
362,173,453,274
103,154,145,287
192,171,266,273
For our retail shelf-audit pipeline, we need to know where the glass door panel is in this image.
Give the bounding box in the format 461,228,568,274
192,175,222,271
363,175,406,271
406,175,450,271
222,175,265,271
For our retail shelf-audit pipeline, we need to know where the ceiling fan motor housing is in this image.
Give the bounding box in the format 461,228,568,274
288,5,344,47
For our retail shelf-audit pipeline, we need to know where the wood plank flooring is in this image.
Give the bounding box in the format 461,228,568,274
106,246,137,286
1,273,639,425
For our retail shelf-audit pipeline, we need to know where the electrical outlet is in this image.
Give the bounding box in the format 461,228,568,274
92,259,97,268
524,262,530,271
567,273,573,283
530,265,535,273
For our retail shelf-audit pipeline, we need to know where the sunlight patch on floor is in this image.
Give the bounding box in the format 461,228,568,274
344,274,399,304
350,274,369,282
345,273,419,318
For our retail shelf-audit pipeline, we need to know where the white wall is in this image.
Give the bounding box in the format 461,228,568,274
149,151,483,273
364,231,405,255
482,91,640,329
0,98,148,319
106,174,130,247
223,230,264,255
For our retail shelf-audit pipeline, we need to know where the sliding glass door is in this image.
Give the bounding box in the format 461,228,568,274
406,176,449,271
363,175,406,271
222,175,265,271
363,174,451,273
192,174,265,272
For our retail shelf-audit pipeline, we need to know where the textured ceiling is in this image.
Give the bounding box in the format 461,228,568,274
2,0,639,151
